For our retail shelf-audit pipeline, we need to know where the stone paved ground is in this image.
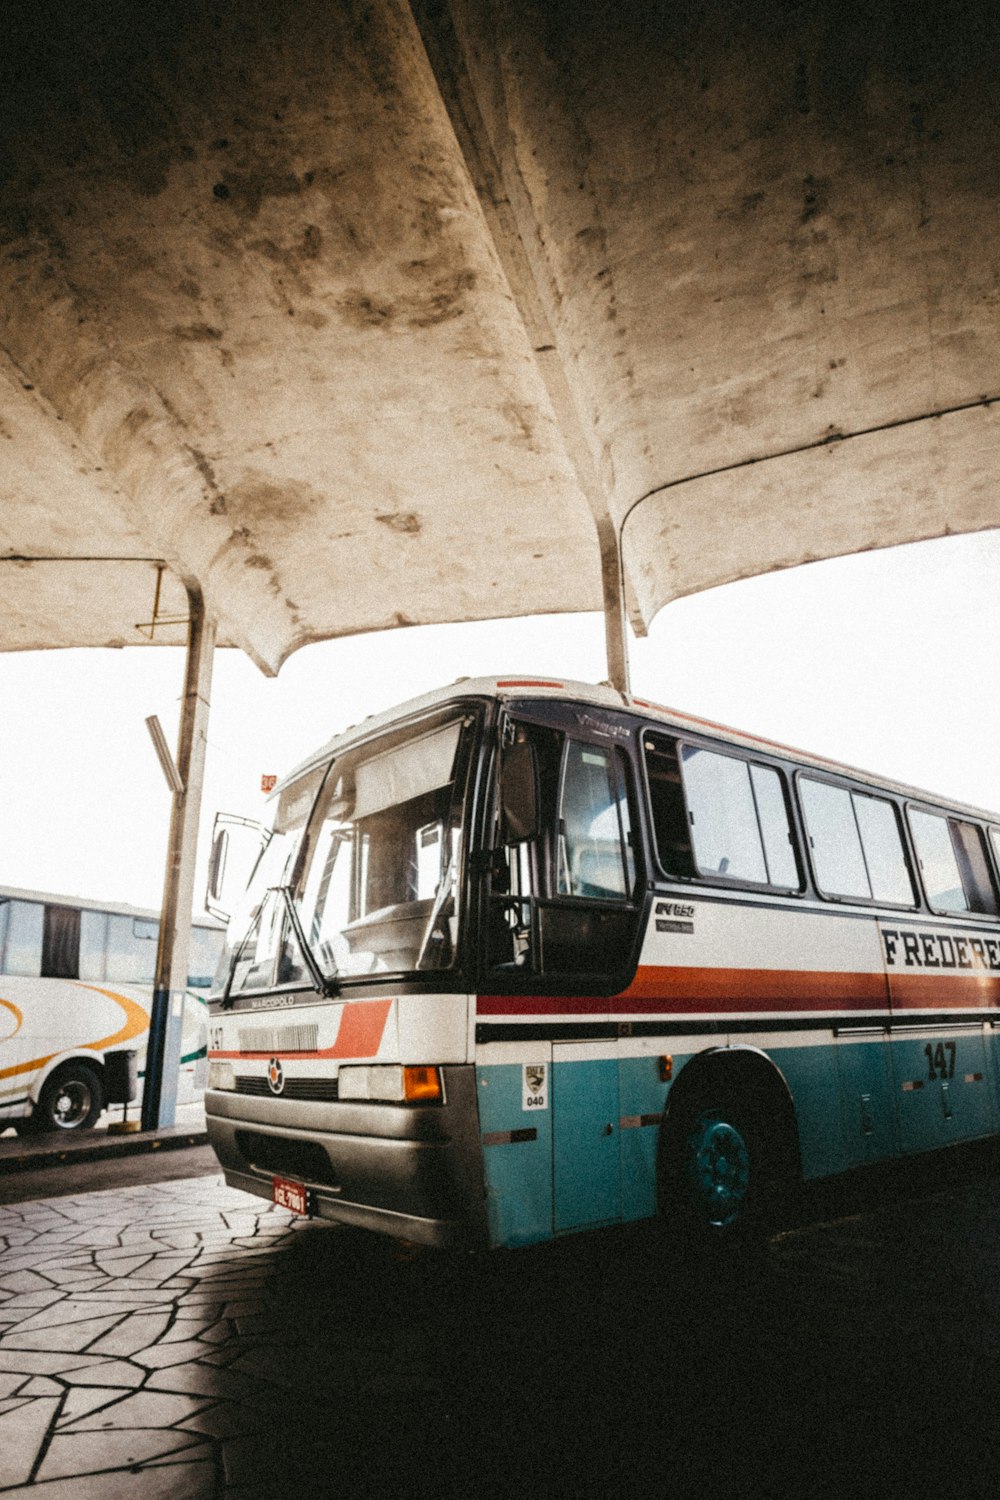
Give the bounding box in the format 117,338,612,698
4,1157,1000,1499
0,1177,303,1496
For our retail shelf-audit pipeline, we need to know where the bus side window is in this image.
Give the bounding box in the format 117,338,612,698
41,904,81,980
557,741,633,900
0,898,43,978
103,913,158,985
643,735,695,878
989,827,1000,894
79,909,110,982
909,809,998,916
950,820,999,915
680,746,768,884
852,795,915,906
800,779,871,900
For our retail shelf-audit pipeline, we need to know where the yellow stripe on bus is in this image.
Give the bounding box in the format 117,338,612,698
0,983,149,1082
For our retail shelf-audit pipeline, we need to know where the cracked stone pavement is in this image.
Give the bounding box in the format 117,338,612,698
0,1177,309,1496
0,1171,484,1500
5,1160,1000,1498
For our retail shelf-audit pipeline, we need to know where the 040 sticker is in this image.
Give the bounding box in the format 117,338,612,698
523,1063,548,1111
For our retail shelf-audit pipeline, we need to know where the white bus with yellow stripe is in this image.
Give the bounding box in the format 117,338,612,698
205,677,1000,1249
0,886,223,1133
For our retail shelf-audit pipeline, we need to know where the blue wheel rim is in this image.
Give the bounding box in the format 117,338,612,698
685,1112,751,1228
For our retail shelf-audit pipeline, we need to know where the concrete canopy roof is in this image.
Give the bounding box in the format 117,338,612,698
1,0,998,674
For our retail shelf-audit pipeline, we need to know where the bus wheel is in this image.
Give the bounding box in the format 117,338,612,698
683,1108,754,1233
32,1064,104,1133
662,1095,776,1248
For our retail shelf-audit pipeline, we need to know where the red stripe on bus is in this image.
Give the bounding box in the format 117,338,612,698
888,973,1000,1008
478,968,887,1016
480,965,1000,1018
622,966,888,1010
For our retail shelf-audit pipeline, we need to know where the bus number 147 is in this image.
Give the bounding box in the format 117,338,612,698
924,1041,956,1080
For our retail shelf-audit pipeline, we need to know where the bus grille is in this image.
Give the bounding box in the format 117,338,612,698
237,1023,319,1053
234,1075,339,1102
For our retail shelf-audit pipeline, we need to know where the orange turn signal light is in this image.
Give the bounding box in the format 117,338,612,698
659,1055,673,1082
403,1066,443,1103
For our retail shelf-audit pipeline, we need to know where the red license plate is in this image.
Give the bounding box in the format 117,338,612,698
272,1175,311,1215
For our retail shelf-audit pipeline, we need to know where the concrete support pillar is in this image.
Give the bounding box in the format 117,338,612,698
599,520,631,699
141,587,216,1132
409,0,632,698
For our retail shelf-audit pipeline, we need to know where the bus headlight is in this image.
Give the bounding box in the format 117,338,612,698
207,1061,236,1091
338,1065,443,1104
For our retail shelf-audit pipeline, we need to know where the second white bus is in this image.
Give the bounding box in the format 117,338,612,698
0,886,223,1133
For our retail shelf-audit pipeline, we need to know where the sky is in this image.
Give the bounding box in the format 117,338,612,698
2,529,999,920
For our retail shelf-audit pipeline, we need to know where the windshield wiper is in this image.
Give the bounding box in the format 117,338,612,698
416,845,458,970
279,885,338,998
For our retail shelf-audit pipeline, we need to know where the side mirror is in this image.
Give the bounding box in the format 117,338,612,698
207,828,229,907
500,741,540,844
204,812,268,922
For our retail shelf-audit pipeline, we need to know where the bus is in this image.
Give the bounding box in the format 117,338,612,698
204,675,1000,1249
0,886,223,1134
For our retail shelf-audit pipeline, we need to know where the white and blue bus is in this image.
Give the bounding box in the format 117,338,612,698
0,886,223,1133
205,676,1000,1248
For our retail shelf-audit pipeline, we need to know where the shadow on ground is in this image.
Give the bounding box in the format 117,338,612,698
3,1151,1000,1498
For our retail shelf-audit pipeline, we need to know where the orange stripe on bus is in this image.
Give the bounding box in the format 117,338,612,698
324,998,393,1058
0,1049,57,1082
213,998,393,1062
0,984,149,1082
0,998,24,1042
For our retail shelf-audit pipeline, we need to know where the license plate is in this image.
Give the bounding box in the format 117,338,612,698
272,1175,311,1215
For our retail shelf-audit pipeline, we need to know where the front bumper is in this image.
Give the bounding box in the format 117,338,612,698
205,1064,487,1248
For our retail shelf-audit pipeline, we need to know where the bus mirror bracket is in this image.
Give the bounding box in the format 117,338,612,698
500,741,539,844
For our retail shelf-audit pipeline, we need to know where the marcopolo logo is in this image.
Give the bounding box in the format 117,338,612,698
267,1057,285,1095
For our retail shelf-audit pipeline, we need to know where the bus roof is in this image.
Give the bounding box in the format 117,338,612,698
0,884,225,929
273,675,1000,827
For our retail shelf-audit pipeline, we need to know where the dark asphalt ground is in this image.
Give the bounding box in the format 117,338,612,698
0,1145,221,1206
3,1143,1000,1498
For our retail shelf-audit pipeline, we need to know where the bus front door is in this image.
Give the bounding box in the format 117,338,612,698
552,1042,621,1232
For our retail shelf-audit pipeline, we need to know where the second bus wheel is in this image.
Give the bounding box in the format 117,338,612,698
31,1062,104,1132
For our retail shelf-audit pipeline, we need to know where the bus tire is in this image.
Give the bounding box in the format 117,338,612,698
30,1062,104,1133
659,1090,784,1251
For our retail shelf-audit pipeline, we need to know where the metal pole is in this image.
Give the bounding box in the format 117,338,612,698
141,586,216,1131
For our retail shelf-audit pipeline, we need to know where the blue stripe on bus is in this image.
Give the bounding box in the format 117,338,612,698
479,1032,1000,1249
477,1064,554,1248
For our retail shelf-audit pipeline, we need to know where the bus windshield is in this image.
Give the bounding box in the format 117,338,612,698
295,710,473,979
